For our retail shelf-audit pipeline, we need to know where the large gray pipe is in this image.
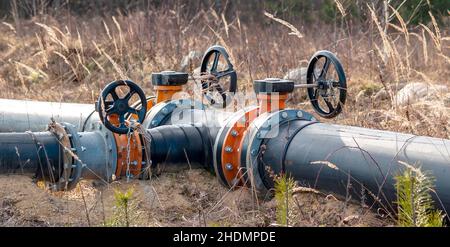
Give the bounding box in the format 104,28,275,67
0,132,63,181
0,123,117,188
145,124,214,173
0,99,97,132
3,97,450,215
259,120,450,213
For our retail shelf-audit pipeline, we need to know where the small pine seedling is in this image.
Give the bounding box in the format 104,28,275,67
106,188,135,227
395,162,445,227
274,174,296,226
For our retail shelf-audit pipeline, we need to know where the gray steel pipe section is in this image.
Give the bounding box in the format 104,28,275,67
0,99,97,132
0,132,63,181
0,126,116,186
144,105,243,174
260,120,450,212
75,130,117,181
145,124,214,173
0,98,232,133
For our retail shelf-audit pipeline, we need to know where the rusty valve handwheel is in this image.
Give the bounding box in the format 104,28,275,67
96,80,147,134
200,45,237,108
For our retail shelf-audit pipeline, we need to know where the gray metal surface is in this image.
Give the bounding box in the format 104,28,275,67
0,99,98,132
0,121,117,189
143,99,233,138
143,99,206,128
145,124,213,173
76,127,117,183
0,131,62,178
259,121,450,212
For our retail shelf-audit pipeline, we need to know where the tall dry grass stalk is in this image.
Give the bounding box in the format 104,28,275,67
334,0,347,17
0,4,448,139
263,11,303,39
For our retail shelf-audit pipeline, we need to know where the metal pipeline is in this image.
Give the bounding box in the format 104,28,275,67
0,132,62,179
0,122,117,189
0,101,230,187
1,103,450,213
0,77,191,133
1,76,450,215
110,103,450,214
0,99,97,132
244,111,450,213
145,124,214,173
207,77,450,213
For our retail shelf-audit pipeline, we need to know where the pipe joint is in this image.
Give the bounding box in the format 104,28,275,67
143,99,206,129
213,106,259,187
244,109,316,198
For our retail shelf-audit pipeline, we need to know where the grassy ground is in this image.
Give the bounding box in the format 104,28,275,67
0,6,448,226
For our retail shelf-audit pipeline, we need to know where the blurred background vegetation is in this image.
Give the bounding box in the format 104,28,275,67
0,0,449,25
0,0,448,139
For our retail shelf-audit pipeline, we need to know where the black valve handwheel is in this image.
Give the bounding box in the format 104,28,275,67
96,80,147,134
306,50,347,119
200,45,237,108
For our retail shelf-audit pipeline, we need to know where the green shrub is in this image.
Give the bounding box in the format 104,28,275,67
395,162,445,227
105,188,135,227
274,174,296,226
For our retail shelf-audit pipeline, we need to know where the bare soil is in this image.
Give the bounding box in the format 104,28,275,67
0,169,391,227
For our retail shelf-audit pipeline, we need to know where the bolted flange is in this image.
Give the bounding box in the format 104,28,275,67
143,99,205,129
213,105,259,188
48,122,83,190
244,109,316,198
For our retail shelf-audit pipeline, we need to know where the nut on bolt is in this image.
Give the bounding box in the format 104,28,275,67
231,130,238,137
225,163,233,171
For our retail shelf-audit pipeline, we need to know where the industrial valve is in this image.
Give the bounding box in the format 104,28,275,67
96,80,148,134
213,78,316,189
304,50,347,118
151,70,189,103
0,48,347,188
4,47,450,215
200,45,237,108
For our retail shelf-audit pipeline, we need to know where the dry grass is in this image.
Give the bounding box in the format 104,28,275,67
0,5,448,138
0,4,449,226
